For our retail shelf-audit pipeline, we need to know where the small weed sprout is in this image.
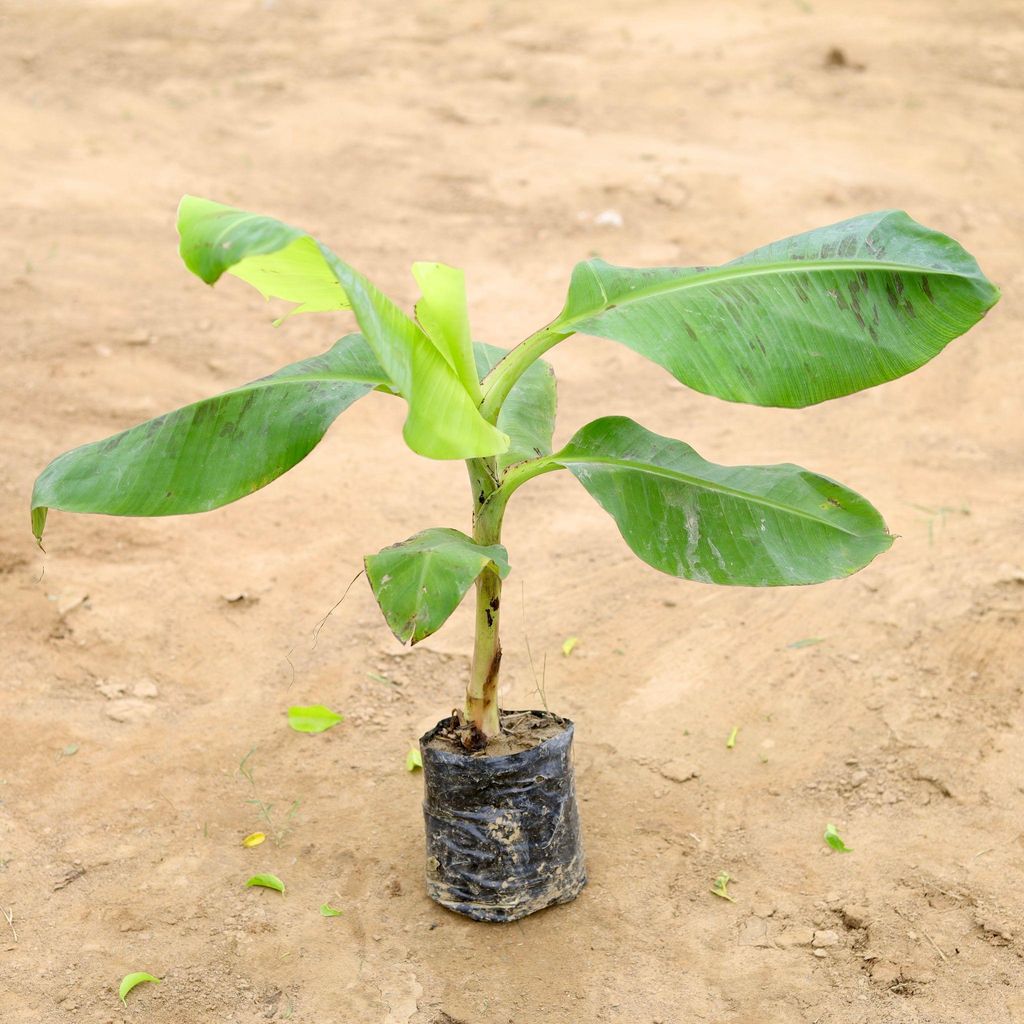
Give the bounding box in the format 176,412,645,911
238,748,300,845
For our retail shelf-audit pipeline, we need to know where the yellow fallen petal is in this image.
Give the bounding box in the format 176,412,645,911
242,832,266,848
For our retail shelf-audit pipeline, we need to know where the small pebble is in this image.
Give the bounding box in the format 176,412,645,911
594,208,624,228
133,678,159,699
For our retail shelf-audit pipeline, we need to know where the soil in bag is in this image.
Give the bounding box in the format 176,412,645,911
419,709,587,922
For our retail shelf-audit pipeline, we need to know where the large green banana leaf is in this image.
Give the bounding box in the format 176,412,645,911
553,416,892,585
474,344,557,472
177,196,507,460
554,211,999,407
31,335,388,543
364,528,510,644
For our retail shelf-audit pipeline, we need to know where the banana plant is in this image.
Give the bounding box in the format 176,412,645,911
31,198,999,748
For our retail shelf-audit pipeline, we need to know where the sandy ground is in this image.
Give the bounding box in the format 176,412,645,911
2,0,1023,1021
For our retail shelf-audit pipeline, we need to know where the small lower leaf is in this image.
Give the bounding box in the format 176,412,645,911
246,873,285,893
405,748,423,772
119,972,160,1004
287,705,344,734
365,528,510,645
561,636,579,657
710,872,735,902
319,903,344,917
824,823,853,853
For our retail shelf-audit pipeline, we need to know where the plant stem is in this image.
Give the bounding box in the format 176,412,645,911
464,457,505,739
479,324,573,423
465,550,503,738
461,453,564,740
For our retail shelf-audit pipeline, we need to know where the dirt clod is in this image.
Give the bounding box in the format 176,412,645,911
841,904,871,930
776,926,816,948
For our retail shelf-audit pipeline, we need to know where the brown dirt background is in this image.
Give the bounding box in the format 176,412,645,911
2,0,1023,1021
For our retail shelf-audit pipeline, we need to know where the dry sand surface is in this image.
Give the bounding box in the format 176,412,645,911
2,0,1023,1021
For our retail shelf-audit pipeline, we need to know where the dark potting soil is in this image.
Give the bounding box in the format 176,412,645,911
425,709,567,757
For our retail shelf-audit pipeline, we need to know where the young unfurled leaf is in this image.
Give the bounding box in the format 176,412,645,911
176,196,352,317
726,726,739,749
246,873,285,893
118,972,160,1005
287,705,344,734
405,748,423,772
824,823,853,853
177,196,509,462
319,903,344,917
561,636,579,657
710,872,736,902
242,832,266,848
413,261,480,402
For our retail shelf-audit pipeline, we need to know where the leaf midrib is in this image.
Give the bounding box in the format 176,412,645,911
238,371,389,391
559,257,974,330
556,452,876,538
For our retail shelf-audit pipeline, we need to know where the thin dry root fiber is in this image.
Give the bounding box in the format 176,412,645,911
419,710,587,922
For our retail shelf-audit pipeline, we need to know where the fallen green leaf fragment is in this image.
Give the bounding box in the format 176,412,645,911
710,872,735,902
726,726,739,749
319,903,343,917
561,636,578,657
287,704,344,734
246,873,285,893
787,637,826,649
405,748,423,772
242,831,266,848
61,743,79,757
824,823,853,853
119,972,160,1005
